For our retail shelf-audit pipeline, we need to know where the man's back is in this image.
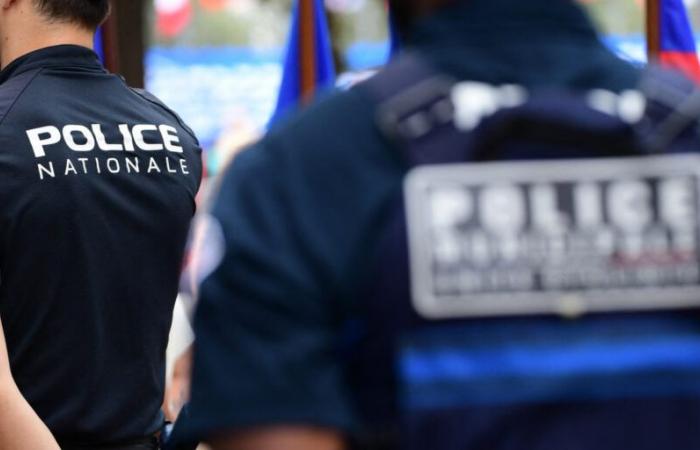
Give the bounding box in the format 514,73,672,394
0,45,202,445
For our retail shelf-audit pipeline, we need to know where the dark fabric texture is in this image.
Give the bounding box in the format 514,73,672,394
59,435,160,450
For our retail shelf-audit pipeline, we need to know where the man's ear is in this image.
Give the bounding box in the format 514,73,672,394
0,0,19,12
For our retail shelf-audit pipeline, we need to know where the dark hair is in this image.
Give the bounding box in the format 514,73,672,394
33,0,110,29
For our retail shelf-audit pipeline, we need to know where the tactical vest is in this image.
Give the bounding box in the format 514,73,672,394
349,55,700,450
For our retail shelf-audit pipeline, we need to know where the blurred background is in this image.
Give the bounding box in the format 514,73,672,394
100,0,700,177
145,0,389,174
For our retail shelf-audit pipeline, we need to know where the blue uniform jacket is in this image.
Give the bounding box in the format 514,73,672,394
179,1,700,449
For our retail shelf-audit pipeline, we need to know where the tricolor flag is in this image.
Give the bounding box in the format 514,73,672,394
269,0,336,124
650,0,700,83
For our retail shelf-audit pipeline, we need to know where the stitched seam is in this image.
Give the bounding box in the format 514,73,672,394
0,68,43,129
124,83,200,145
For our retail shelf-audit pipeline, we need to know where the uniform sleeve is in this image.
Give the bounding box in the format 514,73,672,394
184,142,358,439
0,320,59,450
177,88,403,443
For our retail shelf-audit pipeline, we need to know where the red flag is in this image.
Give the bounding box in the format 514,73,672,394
156,0,193,38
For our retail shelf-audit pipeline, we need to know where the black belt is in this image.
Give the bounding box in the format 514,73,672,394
58,436,159,450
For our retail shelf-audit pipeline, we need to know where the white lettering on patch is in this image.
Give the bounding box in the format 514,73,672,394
26,124,184,158
405,155,700,319
26,124,192,181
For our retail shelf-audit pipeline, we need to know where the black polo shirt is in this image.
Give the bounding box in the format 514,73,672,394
0,45,202,445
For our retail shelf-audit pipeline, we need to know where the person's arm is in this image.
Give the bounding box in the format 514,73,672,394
163,346,193,422
179,137,367,446
0,319,59,450
171,91,390,449
209,427,345,450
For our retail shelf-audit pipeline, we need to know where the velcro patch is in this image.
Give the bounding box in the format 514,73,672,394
405,155,700,319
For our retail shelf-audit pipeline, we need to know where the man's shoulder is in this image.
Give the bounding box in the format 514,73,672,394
0,69,41,127
226,86,379,185
216,84,401,220
267,86,376,147
129,87,200,145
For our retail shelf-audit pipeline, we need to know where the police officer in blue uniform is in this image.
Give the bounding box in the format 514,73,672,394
180,0,700,449
0,0,202,449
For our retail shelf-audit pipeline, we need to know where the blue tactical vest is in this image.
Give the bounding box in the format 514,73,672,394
347,55,700,450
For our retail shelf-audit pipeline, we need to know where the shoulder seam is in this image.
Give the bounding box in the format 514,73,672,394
0,68,43,129
126,85,200,145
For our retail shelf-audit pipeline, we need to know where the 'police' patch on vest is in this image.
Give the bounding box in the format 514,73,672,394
405,155,700,319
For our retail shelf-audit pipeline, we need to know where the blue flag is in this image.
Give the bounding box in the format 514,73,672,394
388,6,401,59
94,27,105,63
269,0,336,124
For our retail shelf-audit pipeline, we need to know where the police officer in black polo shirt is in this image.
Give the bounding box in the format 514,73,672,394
0,0,202,449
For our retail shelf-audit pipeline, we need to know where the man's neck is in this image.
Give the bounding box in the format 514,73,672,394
1,27,94,69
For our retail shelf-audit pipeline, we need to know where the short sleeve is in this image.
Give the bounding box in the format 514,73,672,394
175,88,403,444
182,143,357,440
